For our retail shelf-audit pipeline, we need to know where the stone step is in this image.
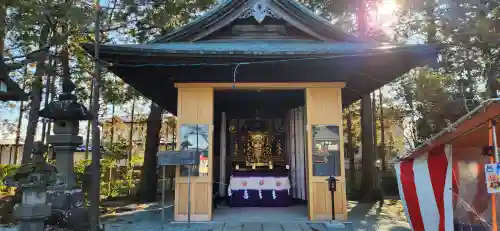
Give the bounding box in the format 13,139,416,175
242,223,262,231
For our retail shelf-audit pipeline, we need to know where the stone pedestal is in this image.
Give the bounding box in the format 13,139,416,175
9,143,58,231
15,180,52,231
46,120,82,189
46,188,89,231
46,120,90,231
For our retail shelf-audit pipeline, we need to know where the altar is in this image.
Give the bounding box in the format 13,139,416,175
226,112,292,207
228,171,292,207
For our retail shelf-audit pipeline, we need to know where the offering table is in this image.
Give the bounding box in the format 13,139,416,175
228,171,291,207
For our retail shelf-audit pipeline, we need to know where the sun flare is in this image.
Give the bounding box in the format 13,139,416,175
377,0,398,16
368,0,399,36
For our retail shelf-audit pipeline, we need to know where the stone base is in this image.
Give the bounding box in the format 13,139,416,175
46,189,90,231
18,221,45,231
47,188,85,209
324,221,347,230
14,204,51,219
49,207,90,231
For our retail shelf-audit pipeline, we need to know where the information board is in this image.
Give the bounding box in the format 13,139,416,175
179,124,210,176
157,150,198,166
312,125,341,176
485,163,500,194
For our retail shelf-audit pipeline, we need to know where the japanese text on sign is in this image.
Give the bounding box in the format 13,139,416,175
485,163,500,194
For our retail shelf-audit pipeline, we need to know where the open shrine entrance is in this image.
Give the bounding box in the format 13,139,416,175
173,83,347,222
213,89,308,218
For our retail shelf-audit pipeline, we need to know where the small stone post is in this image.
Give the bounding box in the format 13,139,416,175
10,142,57,231
39,78,93,230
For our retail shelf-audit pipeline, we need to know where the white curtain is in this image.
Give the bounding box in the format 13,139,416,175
288,109,297,198
288,107,307,200
219,112,226,196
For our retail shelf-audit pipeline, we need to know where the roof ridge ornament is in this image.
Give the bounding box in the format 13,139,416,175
239,1,281,23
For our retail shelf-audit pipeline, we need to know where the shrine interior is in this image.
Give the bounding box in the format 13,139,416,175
212,89,308,216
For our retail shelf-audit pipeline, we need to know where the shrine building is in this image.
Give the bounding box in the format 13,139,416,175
82,0,437,222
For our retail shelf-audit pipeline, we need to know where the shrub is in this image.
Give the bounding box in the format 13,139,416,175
0,165,19,195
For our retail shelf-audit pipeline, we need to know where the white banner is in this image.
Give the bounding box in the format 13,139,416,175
229,176,291,191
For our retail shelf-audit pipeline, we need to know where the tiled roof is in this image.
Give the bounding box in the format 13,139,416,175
92,41,432,56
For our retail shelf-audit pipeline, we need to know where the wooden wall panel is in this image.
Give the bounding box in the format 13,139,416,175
176,184,189,214
174,88,214,221
305,88,347,221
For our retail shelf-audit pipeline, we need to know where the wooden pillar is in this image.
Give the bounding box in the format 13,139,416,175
306,88,347,221
174,87,214,221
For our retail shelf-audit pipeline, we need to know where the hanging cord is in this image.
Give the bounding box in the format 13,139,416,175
232,63,243,89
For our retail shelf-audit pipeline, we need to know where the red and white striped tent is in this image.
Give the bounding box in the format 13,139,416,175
394,100,500,231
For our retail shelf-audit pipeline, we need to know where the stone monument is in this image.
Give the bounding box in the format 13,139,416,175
8,142,58,231
39,77,93,231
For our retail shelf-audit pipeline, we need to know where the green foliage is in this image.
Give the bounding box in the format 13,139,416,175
0,164,19,194
0,152,141,199
131,154,144,166
393,69,457,146
74,159,91,186
390,0,500,147
130,0,217,41
103,137,130,161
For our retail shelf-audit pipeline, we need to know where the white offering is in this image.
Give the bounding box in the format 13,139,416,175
252,164,256,170
286,165,290,169
235,165,240,170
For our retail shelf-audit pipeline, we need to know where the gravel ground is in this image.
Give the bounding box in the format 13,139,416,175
346,200,411,231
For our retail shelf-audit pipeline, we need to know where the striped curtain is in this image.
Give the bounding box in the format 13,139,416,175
394,144,454,231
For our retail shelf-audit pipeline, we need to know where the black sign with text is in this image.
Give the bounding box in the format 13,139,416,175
157,150,199,166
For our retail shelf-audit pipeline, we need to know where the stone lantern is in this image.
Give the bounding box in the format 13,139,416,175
39,77,93,230
9,141,58,231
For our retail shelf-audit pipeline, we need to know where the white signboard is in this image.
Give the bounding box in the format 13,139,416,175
485,163,500,194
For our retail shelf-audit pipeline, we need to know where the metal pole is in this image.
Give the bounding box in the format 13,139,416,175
331,188,335,221
187,126,199,228
492,120,499,162
187,166,191,229
490,119,499,231
89,1,102,231
161,165,166,224
329,176,336,221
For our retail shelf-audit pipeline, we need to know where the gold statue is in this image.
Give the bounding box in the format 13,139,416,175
251,133,266,162
245,132,272,166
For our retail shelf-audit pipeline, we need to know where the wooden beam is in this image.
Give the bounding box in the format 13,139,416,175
0,92,28,101
174,82,345,89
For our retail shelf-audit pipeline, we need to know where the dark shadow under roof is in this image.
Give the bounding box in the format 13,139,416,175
81,42,438,114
